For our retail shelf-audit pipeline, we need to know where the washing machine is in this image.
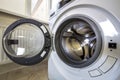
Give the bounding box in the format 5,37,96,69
48,0,120,80
1,0,120,80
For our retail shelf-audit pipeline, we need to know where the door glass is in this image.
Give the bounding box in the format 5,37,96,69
3,23,45,58
2,19,51,65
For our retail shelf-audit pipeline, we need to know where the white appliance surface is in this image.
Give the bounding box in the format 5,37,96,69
48,0,120,80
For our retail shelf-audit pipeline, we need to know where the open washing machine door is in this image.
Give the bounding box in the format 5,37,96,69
2,18,51,66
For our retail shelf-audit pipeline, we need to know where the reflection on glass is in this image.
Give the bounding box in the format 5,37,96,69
17,48,25,56
4,23,45,58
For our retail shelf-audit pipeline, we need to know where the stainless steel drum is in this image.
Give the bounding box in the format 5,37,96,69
55,18,102,68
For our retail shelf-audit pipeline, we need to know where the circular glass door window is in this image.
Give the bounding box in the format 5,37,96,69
55,17,102,68
2,19,51,65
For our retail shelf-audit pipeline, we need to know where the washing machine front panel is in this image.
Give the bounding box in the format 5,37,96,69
2,18,51,65
50,2,120,79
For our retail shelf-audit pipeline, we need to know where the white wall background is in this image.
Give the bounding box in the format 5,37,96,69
0,0,30,16
0,0,50,22
31,0,49,22
31,0,38,12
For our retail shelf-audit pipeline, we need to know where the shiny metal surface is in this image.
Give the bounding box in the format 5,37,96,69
61,20,96,61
